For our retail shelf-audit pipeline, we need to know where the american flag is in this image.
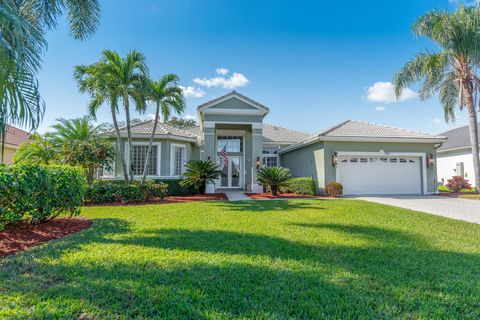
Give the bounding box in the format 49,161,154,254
220,144,228,166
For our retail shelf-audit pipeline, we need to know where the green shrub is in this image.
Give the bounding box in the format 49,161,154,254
0,164,86,230
154,178,196,196
325,182,343,197
84,181,168,204
438,185,450,193
282,177,316,195
257,167,292,196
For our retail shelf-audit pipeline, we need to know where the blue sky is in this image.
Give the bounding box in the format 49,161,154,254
36,0,473,134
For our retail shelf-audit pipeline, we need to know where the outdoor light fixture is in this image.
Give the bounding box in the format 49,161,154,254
207,156,211,161
427,154,435,167
332,152,338,167
256,157,262,170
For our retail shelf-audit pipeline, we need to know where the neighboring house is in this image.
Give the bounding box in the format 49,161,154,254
437,123,480,187
0,126,30,164
106,91,446,195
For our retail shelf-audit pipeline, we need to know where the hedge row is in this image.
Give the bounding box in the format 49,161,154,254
0,164,86,230
84,181,168,204
154,179,197,196
282,177,317,195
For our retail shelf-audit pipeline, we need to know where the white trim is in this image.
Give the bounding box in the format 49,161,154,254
216,129,245,135
437,146,474,154
170,143,187,177
197,93,269,113
202,108,265,116
335,151,427,195
204,121,263,129
125,141,162,178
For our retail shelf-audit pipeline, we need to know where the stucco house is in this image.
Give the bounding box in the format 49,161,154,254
0,126,30,164
437,123,480,187
106,91,446,195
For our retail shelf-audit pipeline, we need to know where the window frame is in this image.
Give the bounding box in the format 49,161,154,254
125,142,162,178
262,145,280,168
170,143,187,177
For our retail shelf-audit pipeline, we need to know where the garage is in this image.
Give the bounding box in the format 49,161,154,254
336,155,423,195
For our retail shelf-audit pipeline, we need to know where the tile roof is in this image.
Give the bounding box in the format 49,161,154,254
438,123,480,151
319,120,443,139
117,120,198,140
262,124,310,143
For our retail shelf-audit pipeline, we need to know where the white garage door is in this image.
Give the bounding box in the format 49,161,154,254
337,155,422,195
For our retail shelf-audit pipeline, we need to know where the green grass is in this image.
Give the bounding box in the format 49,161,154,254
1,200,480,319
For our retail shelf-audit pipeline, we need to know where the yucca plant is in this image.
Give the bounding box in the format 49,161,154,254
257,167,292,196
180,160,222,195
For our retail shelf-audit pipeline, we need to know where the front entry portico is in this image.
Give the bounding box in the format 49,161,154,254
218,156,242,188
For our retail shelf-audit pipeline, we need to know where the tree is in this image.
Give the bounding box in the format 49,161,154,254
1,0,101,161
99,50,149,182
180,160,222,195
49,116,114,184
393,5,480,192
13,133,56,165
141,74,185,183
257,167,292,196
166,117,196,128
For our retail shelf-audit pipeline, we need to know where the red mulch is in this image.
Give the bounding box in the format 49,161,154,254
84,193,228,207
0,218,92,258
436,192,476,198
246,192,336,200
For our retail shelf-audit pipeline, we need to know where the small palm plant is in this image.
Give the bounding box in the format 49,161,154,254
180,160,222,195
257,167,292,196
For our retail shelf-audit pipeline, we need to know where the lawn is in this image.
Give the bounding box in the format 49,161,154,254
1,200,479,319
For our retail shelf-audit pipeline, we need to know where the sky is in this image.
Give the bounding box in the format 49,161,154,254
35,0,475,135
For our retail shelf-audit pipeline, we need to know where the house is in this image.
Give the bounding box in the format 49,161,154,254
0,126,30,164
437,123,480,186
106,91,446,195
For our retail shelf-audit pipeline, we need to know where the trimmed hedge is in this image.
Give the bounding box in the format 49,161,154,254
154,178,196,196
325,182,343,197
84,181,168,204
282,177,316,195
0,164,86,230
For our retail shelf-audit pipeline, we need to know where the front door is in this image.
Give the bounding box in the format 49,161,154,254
219,156,242,188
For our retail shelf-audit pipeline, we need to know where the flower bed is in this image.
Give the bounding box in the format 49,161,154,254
84,193,228,206
0,218,92,258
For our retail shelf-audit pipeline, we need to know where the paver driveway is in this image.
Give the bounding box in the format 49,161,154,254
357,195,480,224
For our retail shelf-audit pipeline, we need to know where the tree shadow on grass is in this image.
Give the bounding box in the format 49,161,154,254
1,219,480,319
211,199,327,212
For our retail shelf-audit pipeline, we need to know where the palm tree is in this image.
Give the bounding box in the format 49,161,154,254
180,160,222,194
74,62,130,183
100,50,149,182
257,167,292,196
13,133,56,165
50,116,107,144
141,74,186,183
393,5,480,192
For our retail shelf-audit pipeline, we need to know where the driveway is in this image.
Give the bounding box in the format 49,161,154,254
356,195,480,224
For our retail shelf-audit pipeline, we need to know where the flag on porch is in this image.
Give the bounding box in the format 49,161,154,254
220,144,228,166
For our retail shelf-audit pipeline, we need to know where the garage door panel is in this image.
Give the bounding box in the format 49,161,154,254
337,156,422,195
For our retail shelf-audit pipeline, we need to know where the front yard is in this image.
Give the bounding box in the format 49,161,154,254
1,200,479,319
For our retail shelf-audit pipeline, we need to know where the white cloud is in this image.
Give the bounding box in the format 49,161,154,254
375,106,386,112
215,67,229,75
194,72,249,89
179,85,205,98
146,113,156,120
184,114,195,121
366,81,417,104
433,118,442,125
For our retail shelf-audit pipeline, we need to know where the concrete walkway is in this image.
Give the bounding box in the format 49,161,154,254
356,195,480,224
224,190,251,201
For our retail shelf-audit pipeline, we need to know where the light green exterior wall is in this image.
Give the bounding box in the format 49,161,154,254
113,138,199,178
204,114,264,123
281,140,439,194
209,98,260,110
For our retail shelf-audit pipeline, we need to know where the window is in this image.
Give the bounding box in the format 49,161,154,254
171,144,186,176
360,157,368,163
390,158,398,163
263,147,278,155
217,136,243,153
350,158,358,163
131,145,158,176
263,156,278,168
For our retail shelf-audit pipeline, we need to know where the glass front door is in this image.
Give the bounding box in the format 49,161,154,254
219,156,242,188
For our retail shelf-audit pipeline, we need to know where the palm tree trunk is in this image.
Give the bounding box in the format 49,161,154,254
466,104,480,192
111,105,129,184
141,102,160,184
124,98,134,183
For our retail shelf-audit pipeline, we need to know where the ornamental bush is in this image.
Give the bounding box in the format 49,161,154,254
446,176,472,193
282,177,316,195
154,178,196,196
0,164,86,230
84,181,168,204
325,182,343,197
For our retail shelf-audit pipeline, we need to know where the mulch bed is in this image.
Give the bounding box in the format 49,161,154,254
436,192,479,198
0,218,92,258
246,192,336,200
84,193,228,207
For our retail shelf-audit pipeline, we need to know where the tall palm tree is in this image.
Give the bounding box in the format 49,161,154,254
50,116,107,145
74,63,130,184
393,5,480,192
100,50,149,182
140,74,185,183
